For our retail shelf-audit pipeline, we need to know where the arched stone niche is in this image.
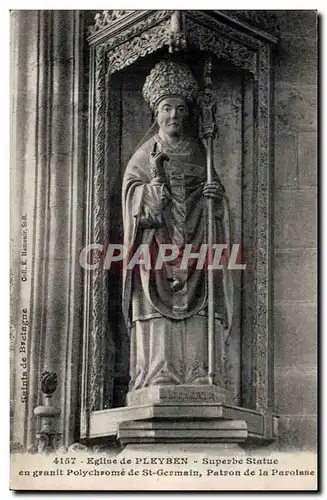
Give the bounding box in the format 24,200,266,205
80,10,278,444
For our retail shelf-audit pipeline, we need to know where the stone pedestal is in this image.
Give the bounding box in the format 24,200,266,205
120,385,243,445
85,383,277,447
118,419,247,445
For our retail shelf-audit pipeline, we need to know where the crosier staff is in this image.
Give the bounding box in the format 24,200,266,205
201,56,225,386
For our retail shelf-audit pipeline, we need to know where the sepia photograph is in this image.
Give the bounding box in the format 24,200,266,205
9,8,318,491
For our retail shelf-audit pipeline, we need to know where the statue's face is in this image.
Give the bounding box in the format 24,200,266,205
156,97,189,137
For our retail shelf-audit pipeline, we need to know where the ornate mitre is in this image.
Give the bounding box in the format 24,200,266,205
142,60,199,110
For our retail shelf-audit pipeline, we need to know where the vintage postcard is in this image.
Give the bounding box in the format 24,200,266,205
10,9,318,491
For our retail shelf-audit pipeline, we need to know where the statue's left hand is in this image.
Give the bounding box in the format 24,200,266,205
203,181,225,200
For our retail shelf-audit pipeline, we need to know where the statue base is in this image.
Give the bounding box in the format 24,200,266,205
118,419,247,445
120,386,241,445
81,384,278,447
126,384,232,407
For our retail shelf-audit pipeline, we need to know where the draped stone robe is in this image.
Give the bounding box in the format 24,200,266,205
122,133,233,390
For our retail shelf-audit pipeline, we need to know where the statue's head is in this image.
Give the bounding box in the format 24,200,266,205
155,97,188,137
143,60,199,137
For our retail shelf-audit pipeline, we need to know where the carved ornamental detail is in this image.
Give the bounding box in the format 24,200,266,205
106,19,172,75
89,45,107,412
219,10,280,35
254,44,271,413
89,11,259,76
186,21,256,74
88,45,116,412
89,10,171,46
89,10,133,35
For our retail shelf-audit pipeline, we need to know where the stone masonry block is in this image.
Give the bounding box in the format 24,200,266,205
275,36,317,86
274,134,298,187
274,190,317,248
274,302,317,367
275,84,317,131
298,132,317,187
274,250,316,302
274,415,317,451
274,366,317,415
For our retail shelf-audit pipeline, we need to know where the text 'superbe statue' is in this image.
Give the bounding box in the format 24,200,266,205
122,60,234,393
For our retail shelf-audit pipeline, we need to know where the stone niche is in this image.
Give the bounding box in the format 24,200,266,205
79,10,278,447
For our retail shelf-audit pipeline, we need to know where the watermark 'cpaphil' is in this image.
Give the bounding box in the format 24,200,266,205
79,243,246,271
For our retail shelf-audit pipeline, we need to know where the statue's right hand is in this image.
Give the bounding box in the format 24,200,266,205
149,142,169,181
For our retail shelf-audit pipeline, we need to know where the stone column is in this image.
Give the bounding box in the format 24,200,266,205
10,10,87,450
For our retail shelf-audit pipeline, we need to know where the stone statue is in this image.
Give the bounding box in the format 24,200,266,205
122,60,233,393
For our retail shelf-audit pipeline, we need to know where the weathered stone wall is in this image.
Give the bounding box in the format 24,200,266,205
272,11,317,449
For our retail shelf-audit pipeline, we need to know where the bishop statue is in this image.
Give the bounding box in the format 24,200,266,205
122,60,234,392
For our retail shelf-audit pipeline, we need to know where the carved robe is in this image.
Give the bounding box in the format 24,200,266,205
122,134,233,390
